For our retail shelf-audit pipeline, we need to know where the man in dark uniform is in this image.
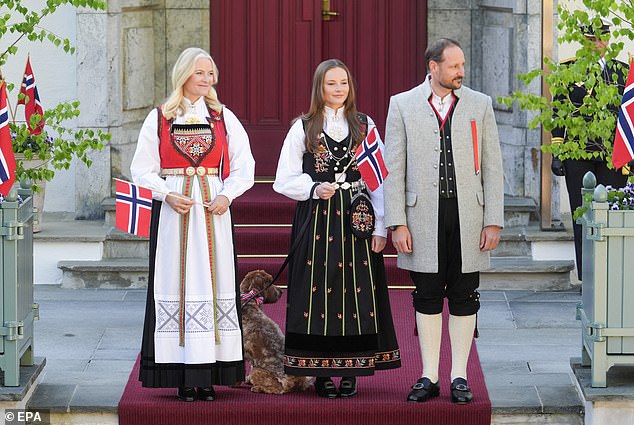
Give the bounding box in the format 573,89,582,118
550,22,628,281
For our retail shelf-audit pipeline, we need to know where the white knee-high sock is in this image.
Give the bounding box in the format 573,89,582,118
449,314,476,381
415,312,442,383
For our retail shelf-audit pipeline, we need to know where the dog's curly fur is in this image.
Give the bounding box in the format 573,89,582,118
240,270,314,394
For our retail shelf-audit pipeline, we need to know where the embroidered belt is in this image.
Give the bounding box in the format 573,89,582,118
331,180,365,191
161,166,219,177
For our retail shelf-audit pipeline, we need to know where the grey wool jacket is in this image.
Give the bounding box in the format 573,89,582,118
383,77,504,273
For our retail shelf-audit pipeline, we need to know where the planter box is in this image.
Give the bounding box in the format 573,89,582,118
0,187,37,386
578,177,634,387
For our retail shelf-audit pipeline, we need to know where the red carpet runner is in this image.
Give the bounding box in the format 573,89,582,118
118,290,491,425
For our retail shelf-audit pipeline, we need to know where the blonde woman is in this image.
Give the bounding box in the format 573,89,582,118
131,47,255,401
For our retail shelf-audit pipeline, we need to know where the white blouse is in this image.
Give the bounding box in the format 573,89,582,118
273,113,386,237
130,97,255,203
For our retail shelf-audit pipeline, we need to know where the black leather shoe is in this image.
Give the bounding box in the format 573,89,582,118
197,386,216,401
177,386,196,402
315,377,339,398
339,376,357,398
407,377,440,402
450,378,473,404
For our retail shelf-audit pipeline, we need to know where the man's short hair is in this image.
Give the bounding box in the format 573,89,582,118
425,38,462,68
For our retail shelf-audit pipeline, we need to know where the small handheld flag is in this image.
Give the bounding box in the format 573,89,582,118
355,126,388,192
0,80,17,196
18,57,45,135
613,60,634,170
115,179,152,237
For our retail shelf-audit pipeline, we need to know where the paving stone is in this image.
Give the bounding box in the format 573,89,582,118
29,383,75,412
123,290,148,302
488,385,542,413
478,300,516,329
35,286,128,301
510,301,579,329
505,290,582,303
69,384,125,413
538,385,585,414
98,328,143,351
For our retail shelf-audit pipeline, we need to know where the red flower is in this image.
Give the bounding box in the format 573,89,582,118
303,312,309,318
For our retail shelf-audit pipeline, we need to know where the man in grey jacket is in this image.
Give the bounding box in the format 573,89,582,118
384,38,504,404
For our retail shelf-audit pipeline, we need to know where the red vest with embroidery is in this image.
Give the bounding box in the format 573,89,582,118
156,106,230,179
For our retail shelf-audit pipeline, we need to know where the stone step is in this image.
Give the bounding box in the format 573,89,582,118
103,228,149,259
97,221,574,260
103,193,541,227
57,256,575,290
504,195,538,227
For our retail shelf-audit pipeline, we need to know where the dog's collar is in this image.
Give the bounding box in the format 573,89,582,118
240,289,264,306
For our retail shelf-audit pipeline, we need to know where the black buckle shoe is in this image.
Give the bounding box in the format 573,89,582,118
315,377,339,398
339,377,357,398
177,386,196,402
407,377,440,402
450,378,473,404
197,386,216,401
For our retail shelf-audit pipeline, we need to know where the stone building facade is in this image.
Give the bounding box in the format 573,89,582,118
71,0,550,221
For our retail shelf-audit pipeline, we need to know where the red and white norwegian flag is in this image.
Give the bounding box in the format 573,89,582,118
0,80,16,196
18,57,45,135
355,126,388,192
613,61,634,170
115,179,152,237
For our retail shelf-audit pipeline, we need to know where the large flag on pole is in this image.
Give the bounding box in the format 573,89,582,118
115,179,152,237
355,126,388,192
613,60,634,170
18,57,45,135
0,80,17,196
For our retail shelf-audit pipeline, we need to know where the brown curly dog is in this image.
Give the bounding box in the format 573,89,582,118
240,270,314,394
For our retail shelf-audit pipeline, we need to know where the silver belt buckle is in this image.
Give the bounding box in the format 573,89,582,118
340,182,351,190
196,166,206,176
185,166,196,176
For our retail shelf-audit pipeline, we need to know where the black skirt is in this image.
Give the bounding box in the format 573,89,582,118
138,200,245,388
284,194,401,377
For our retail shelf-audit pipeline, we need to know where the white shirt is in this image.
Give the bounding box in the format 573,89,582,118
130,97,255,203
273,114,387,237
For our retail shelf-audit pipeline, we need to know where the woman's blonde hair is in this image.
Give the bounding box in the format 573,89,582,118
162,47,223,119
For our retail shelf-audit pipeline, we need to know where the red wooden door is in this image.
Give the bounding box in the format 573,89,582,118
210,0,426,177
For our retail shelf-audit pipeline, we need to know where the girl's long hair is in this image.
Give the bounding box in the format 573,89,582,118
301,59,363,153
162,47,222,119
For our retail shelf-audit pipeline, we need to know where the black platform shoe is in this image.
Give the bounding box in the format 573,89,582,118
450,378,473,404
406,377,440,402
197,386,216,401
177,386,196,402
315,377,339,399
339,377,357,398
